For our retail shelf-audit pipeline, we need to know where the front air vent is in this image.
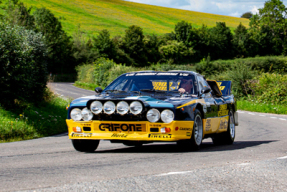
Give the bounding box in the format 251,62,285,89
83,127,91,131
150,128,159,132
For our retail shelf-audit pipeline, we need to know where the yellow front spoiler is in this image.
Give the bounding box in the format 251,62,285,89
66,120,195,142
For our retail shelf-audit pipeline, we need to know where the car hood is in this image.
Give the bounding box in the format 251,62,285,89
70,94,197,109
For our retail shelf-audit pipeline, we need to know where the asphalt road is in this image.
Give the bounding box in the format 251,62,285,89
1,83,287,192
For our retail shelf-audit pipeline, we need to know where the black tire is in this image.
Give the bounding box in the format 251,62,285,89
72,139,100,152
177,109,203,151
212,110,235,145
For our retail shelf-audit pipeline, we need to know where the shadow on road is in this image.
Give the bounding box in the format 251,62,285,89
93,140,277,154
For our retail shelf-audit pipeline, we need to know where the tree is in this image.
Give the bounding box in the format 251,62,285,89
122,25,147,67
1,0,35,30
92,29,116,59
241,12,253,19
33,8,74,73
233,23,252,57
249,0,287,55
0,22,48,105
174,21,199,48
144,34,163,63
207,22,234,60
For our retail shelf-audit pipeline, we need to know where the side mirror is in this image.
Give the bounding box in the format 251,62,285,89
201,87,211,94
95,87,103,94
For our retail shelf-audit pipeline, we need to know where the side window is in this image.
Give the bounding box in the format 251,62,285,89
197,76,212,98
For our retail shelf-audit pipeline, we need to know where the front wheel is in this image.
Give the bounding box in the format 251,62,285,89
177,109,203,151
212,110,235,145
72,139,100,152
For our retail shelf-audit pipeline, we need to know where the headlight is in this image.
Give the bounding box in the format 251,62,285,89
146,109,160,122
130,101,143,115
81,108,93,121
104,101,116,114
117,101,129,115
90,101,103,114
161,109,174,123
70,108,82,121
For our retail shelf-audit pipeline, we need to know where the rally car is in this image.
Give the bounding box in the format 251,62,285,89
66,71,239,152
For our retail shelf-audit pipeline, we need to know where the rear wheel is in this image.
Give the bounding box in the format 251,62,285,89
72,139,100,152
212,110,235,145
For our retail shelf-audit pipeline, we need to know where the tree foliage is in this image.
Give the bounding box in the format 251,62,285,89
33,8,74,73
0,22,48,105
241,12,253,19
122,25,147,67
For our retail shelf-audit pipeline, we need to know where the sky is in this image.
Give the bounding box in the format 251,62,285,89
125,0,287,17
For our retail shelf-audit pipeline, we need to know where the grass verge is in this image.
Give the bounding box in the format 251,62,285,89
0,95,70,143
237,100,287,115
74,81,98,91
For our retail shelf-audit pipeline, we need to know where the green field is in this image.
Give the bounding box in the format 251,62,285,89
18,0,249,37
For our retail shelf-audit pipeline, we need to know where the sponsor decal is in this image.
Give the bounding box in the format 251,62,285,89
82,124,91,126
136,73,157,76
157,73,178,76
150,124,162,127
217,82,225,91
148,134,172,139
218,104,229,116
179,73,189,76
205,119,212,132
186,132,191,136
126,73,135,76
111,133,128,138
71,133,92,138
179,128,191,131
219,120,228,130
99,123,145,132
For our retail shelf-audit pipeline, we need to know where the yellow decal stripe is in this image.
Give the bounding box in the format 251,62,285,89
176,99,206,109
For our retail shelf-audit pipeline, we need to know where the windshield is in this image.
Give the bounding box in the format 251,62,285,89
104,72,198,95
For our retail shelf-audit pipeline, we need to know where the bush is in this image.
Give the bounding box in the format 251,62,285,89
0,22,48,105
248,73,287,105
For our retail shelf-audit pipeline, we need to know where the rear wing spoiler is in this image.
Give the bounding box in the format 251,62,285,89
217,81,232,96
207,80,232,96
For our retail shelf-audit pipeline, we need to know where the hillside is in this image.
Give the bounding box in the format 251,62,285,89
18,0,249,37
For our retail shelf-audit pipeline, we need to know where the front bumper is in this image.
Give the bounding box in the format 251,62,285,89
66,120,194,141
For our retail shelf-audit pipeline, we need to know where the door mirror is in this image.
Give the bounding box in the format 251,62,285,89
95,87,103,94
201,87,211,94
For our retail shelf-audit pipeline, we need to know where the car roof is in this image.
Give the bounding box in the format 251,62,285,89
126,70,200,76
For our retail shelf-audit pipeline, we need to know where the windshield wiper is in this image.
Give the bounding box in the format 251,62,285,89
105,90,127,93
140,89,167,93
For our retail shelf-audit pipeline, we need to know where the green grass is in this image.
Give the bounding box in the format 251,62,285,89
0,95,70,143
12,0,249,37
74,81,98,91
237,100,287,115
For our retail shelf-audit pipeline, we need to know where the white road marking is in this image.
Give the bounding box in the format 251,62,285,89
259,115,266,117
277,156,287,160
156,171,192,176
279,118,286,121
238,163,250,166
270,117,277,119
248,113,255,115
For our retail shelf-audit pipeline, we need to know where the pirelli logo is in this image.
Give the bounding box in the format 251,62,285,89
99,123,146,132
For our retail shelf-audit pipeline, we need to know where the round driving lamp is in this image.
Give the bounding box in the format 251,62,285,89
81,108,93,121
130,101,143,115
90,101,103,114
117,101,129,115
146,108,160,123
103,101,116,114
161,109,174,123
70,108,82,121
